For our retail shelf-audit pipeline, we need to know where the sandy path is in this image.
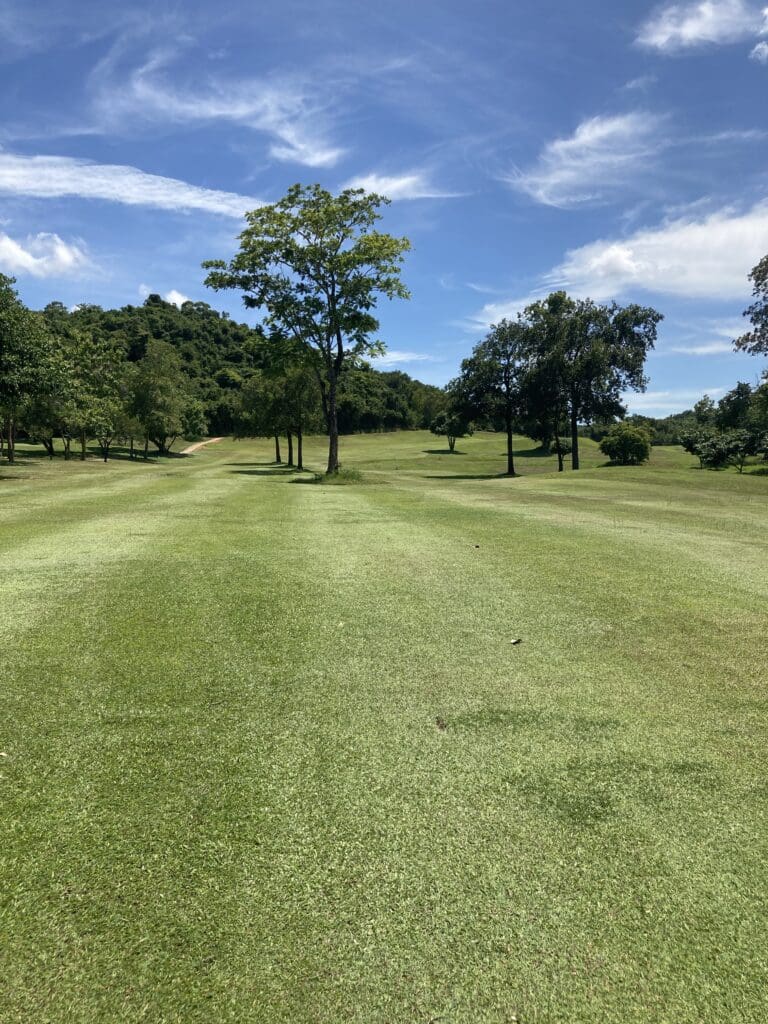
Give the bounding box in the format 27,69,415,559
180,437,225,455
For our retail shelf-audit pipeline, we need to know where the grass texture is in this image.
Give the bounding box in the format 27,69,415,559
1,432,767,1023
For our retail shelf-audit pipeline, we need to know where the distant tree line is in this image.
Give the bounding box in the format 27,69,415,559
0,275,443,465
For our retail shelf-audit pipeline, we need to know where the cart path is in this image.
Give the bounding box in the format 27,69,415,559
180,436,225,455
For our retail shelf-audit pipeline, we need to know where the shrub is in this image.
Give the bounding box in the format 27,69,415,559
599,423,651,465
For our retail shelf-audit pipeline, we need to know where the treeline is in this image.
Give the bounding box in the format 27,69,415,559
0,276,444,464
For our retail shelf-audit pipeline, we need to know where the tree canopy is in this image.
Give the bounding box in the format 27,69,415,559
203,184,411,473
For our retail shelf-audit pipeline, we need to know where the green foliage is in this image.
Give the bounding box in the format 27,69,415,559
521,291,662,469
131,339,200,454
599,423,652,465
430,409,473,452
735,252,768,354
203,183,411,473
451,318,527,475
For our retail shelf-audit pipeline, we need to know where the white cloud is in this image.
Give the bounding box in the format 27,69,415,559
92,50,345,168
138,284,191,306
344,171,458,200
667,341,735,354
371,350,434,366
506,113,664,207
470,202,768,329
637,0,765,51
0,230,89,277
622,74,658,91
547,201,768,301
750,39,768,60
0,152,259,217
624,387,725,414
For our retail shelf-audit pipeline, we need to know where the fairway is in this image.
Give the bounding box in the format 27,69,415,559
2,433,767,1023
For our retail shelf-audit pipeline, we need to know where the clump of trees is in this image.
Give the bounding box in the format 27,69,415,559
599,423,651,465
679,380,767,472
442,291,662,474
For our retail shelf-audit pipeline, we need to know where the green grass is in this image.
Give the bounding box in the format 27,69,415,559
2,432,767,1023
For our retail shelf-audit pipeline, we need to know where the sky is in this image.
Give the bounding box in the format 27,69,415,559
1,0,767,414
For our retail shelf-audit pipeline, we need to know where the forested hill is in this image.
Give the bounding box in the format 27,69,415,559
40,295,445,436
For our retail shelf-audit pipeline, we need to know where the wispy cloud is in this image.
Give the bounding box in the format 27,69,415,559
0,230,89,277
667,341,735,355
0,152,260,216
750,39,768,60
505,112,665,207
623,387,725,414
343,170,458,200
91,47,346,168
622,74,658,91
371,350,434,366
637,0,766,52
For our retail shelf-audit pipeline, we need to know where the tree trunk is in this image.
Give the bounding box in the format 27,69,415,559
80,430,87,461
129,436,134,460
326,374,339,474
43,437,54,459
448,435,456,452
570,397,580,470
62,435,71,460
6,417,15,464
505,405,516,477
287,431,294,467
143,437,149,460
297,426,303,471
274,434,282,464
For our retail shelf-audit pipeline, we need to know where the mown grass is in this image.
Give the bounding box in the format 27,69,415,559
1,432,767,1022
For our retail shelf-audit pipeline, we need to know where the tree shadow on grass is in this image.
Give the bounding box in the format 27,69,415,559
423,472,516,481
515,446,555,459
422,448,467,456
230,466,303,476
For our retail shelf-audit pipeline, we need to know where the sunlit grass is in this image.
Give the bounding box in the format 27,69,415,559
2,432,767,1022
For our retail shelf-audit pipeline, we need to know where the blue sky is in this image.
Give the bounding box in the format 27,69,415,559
1,0,767,414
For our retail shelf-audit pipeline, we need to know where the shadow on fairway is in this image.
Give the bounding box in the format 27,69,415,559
230,466,301,476
422,448,467,456
424,472,515,481
515,447,555,459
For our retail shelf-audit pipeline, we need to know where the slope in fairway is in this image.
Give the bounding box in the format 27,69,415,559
2,433,767,1023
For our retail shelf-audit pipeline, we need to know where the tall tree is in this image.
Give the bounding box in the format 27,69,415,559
451,318,526,476
0,276,55,463
735,254,768,354
203,184,410,474
131,339,197,454
523,292,662,469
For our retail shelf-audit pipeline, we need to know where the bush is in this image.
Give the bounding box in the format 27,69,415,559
599,423,651,465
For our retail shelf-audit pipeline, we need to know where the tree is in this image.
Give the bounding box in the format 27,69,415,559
735,254,768,354
693,394,716,426
451,318,526,476
599,423,651,465
716,382,753,431
523,292,662,469
0,276,55,463
235,371,290,463
203,184,410,474
131,339,194,454
430,409,472,452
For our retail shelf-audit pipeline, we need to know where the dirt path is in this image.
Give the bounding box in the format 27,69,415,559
180,437,225,455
